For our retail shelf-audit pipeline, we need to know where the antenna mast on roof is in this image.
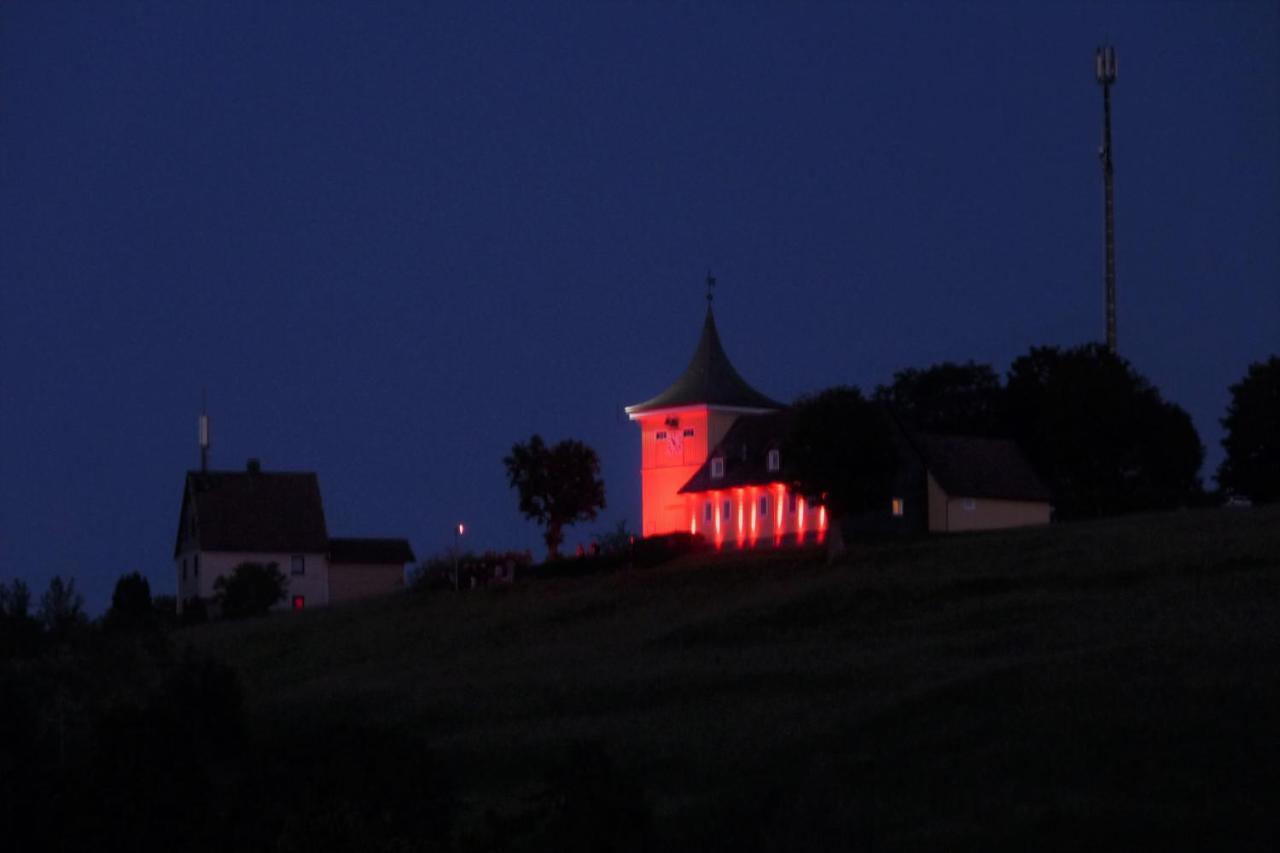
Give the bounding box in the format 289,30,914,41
1096,44,1118,354
198,390,210,472
706,270,716,306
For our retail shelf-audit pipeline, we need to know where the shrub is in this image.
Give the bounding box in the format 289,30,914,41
213,562,286,619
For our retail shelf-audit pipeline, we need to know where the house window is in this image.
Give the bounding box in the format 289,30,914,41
711,457,725,479
722,500,731,520
655,431,667,440
891,498,904,517
292,596,305,611
759,495,769,516
683,428,695,437
962,498,976,511
704,501,713,522
767,449,780,472
291,555,305,575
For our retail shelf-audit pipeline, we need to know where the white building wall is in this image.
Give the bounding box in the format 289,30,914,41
174,550,330,611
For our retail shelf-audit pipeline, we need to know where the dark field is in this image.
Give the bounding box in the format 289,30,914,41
189,507,1280,850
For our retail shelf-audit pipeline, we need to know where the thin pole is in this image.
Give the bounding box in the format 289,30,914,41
1097,46,1118,354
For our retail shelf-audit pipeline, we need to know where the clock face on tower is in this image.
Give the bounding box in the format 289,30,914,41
665,431,683,456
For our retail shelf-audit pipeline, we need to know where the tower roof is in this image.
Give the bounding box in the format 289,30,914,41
626,307,783,415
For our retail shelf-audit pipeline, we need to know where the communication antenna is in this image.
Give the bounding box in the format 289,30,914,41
198,389,210,472
705,270,716,306
1096,44,1118,353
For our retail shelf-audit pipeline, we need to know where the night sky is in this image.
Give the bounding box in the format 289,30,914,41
2,2,1277,613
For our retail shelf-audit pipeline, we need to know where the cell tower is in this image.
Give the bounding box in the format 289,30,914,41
1096,44,1118,353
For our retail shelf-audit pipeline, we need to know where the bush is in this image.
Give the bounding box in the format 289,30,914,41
410,550,534,591
213,562,287,619
103,572,157,633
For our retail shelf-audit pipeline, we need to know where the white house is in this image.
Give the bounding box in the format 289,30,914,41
173,459,414,615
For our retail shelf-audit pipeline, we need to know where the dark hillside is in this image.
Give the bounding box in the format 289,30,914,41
187,507,1280,850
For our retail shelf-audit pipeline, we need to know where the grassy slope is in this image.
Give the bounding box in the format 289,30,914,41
188,507,1279,850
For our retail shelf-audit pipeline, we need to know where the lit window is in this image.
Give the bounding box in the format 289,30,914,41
767,449,780,472
655,431,667,440
891,498,904,517
683,428,694,437
704,501,713,522
711,457,725,479
292,596,305,611
291,555,305,575
759,495,769,516
722,500,731,519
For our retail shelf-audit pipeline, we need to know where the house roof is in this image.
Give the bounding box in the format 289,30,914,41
679,411,793,493
626,307,783,415
678,414,1052,504
174,469,329,557
329,537,416,565
910,433,1052,503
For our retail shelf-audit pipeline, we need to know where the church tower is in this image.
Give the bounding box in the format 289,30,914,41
625,285,781,537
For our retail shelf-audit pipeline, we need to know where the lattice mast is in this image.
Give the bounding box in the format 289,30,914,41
1096,45,1118,353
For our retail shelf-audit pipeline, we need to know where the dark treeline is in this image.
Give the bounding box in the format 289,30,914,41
868,343,1247,518
0,573,453,852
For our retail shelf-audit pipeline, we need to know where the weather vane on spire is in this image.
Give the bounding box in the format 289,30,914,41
705,270,716,305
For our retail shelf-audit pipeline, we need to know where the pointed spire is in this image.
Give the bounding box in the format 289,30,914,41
625,278,782,415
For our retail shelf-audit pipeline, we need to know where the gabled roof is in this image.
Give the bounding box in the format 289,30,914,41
678,414,1052,504
626,306,783,415
911,433,1051,503
329,537,416,565
679,411,793,494
174,469,329,557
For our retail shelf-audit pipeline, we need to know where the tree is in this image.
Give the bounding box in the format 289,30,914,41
103,572,157,633
504,434,606,559
1217,355,1280,503
1006,344,1203,518
39,575,86,639
874,360,1008,436
786,386,898,521
213,562,287,619
0,579,42,658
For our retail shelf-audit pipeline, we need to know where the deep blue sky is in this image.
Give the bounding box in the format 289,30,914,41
2,2,1277,613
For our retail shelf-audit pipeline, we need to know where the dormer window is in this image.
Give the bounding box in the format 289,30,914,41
710,457,725,479
767,449,780,472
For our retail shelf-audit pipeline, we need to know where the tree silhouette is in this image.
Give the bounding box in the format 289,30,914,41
874,360,1007,437
1006,344,1203,518
103,571,156,633
786,386,897,520
213,562,287,619
38,576,86,640
1217,355,1280,503
504,435,606,559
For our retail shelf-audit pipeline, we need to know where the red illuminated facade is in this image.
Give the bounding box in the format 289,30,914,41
625,306,827,548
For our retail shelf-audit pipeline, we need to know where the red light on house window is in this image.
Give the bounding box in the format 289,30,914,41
292,596,305,611
818,505,827,544
797,497,806,542
690,510,697,536
736,490,744,547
